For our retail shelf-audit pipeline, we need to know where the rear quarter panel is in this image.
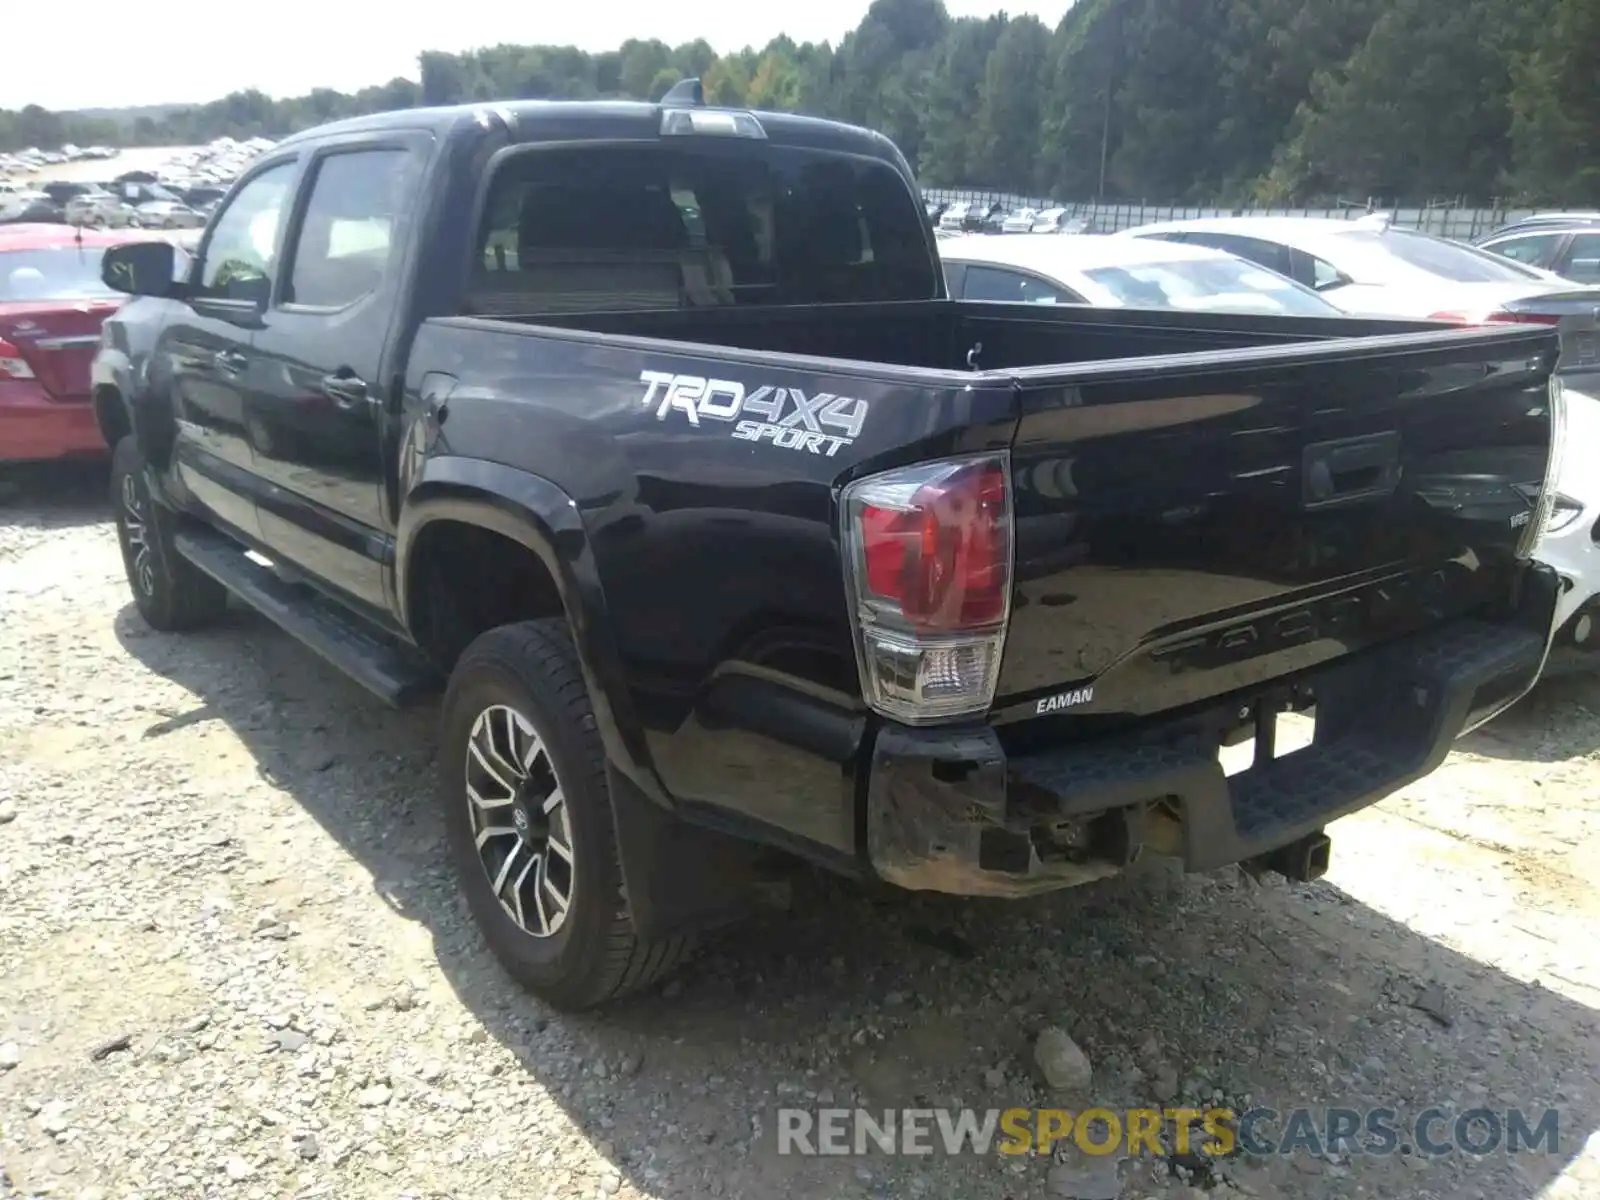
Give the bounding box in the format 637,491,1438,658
405,319,1017,860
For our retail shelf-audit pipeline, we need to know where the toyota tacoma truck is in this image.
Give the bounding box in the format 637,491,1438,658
90,84,1567,1010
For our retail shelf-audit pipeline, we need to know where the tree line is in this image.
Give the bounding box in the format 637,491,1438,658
3,0,1595,204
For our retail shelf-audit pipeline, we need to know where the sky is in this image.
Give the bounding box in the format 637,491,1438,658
11,0,1074,112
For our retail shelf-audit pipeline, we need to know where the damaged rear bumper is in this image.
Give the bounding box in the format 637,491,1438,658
864,563,1560,897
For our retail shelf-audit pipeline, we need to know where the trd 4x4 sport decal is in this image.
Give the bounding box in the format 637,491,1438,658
638,370,868,457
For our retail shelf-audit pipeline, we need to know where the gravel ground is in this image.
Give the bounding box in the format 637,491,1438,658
2,472,1599,1200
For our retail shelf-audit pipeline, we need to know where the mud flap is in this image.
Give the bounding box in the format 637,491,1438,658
606,765,760,940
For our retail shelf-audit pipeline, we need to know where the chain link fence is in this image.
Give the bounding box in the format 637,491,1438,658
920,188,1563,241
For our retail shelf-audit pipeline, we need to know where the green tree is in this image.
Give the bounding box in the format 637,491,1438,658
969,15,1051,190
1037,0,1126,198
1273,0,1544,201
5,0,1600,208
918,16,1007,185
1508,0,1600,202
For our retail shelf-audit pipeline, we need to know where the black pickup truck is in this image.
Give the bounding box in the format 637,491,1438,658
91,86,1566,1009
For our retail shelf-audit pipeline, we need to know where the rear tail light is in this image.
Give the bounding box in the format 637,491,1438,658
1428,309,1561,326
0,338,35,380
841,453,1013,724
1518,374,1568,559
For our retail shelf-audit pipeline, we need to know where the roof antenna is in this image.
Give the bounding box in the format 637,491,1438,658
660,77,704,107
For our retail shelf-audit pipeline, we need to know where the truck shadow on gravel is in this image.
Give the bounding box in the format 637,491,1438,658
114,602,1600,1200
1462,670,1600,763
0,459,111,535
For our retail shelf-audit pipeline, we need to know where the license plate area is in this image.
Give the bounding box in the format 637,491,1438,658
1218,700,1318,778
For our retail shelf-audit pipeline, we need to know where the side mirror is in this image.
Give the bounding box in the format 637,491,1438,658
101,240,178,298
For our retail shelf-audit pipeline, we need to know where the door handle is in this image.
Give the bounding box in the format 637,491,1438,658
213,349,248,375
321,373,370,410
1301,431,1402,511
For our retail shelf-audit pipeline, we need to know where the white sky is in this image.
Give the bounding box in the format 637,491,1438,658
13,0,1073,111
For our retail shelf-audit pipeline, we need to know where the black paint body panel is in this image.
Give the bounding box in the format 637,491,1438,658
91,98,1562,892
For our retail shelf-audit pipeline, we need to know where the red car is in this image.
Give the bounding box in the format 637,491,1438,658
0,225,137,465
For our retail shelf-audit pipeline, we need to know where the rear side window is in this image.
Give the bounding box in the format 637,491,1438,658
284,148,414,309
1182,232,1296,279
467,143,936,314
1484,232,1563,268
0,247,114,301
1559,232,1600,284
961,264,1071,305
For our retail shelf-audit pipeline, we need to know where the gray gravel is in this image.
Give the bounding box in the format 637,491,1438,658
2,482,1599,1200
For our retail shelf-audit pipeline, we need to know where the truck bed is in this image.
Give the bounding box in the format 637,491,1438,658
528,296,1426,371
414,300,1558,867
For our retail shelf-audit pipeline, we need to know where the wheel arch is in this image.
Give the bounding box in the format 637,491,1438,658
91,382,132,451
397,456,659,798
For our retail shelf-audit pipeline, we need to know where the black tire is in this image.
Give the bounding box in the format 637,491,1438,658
111,434,228,632
440,619,694,1010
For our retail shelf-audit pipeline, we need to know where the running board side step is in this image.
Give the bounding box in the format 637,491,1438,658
173,526,441,708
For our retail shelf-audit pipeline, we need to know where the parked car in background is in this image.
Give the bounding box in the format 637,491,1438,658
999,208,1039,234
939,232,1347,316
1474,222,1600,285
970,202,1008,234
1,200,66,225
182,185,228,210
1536,384,1600,676
39,182,93,206
1474,212,1600,242
1029,208,1094,234
0,226,146,465
1127,215,1600,332
950,200,1003,232
134,200,207,229
65,189,141,228
0,187,55,222
937,201,971,232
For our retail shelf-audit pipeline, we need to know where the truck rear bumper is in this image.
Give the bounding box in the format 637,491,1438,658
864,563,1559,898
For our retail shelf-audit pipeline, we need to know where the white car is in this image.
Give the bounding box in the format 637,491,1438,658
1125,215,1600,326
0,184,51,221
1539,382,1600,673
999,208,1038,234
134,200,207,229
64,190,140,228
937,232,1346,317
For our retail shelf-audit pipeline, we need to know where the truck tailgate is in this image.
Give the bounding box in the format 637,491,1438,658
994,325,1559,725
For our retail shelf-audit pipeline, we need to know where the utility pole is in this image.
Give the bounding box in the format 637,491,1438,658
1097,73,1112,199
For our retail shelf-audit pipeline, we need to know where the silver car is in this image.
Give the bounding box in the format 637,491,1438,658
938,232,1345,316
64,191,140,228
134,200,207,230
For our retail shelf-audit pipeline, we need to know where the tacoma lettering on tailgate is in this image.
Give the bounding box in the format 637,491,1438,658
638,370,869,456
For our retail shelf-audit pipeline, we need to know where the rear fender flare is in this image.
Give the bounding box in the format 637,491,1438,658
396,456,664,804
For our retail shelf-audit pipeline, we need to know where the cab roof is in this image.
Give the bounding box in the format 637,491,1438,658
274,99,901,163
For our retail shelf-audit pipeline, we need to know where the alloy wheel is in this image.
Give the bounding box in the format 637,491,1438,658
120,472,155,598
465,704,575,938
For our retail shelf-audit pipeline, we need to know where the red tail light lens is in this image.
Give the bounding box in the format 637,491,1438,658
857,459,1008,631
0,338,36,380
843,454,1013,724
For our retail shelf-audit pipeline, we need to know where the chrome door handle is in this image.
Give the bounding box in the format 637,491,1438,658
213,349,248,375
321,373,370,410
